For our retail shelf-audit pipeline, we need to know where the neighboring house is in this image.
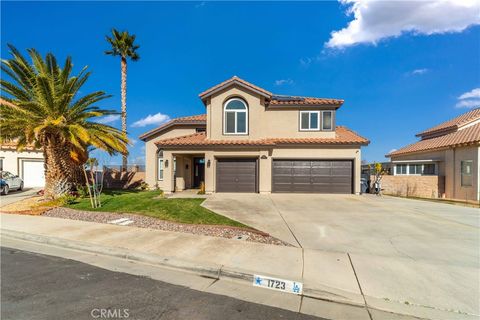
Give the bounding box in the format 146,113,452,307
387,108,480,201
140,76,369,194
0,141,45,188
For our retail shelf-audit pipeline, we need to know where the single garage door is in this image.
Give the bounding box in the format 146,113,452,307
22,160,45,187
216,159,257,193
272,160,352,193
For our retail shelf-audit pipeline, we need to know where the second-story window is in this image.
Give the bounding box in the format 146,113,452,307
224,98,248,134
300,111,319,131
322,111,333,131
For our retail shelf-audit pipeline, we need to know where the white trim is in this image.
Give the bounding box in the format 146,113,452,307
200,80,271,100
223,98,248,135
299,110,320,131
391,159,440,163
157,158,164,181
321,110,333,131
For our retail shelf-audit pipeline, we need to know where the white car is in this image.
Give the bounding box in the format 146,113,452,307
1,171,24,195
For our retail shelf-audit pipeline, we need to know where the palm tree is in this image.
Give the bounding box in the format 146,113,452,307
0,45,128,199
105,28,140,171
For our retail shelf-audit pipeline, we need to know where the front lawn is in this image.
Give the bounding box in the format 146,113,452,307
65,190,247,228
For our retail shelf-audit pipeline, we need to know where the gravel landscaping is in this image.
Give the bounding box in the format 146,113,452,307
43,207,291,246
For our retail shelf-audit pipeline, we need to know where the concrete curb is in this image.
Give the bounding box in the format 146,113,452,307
0,228,358,307
3,228,476,320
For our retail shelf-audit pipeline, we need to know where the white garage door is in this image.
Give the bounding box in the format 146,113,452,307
23,160,45,187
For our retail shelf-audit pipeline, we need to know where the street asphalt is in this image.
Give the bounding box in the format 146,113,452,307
1,247,325,320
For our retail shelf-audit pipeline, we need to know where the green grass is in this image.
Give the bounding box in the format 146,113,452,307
65,190,248,228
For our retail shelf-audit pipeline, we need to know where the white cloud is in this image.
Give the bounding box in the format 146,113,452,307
131,113,171,128
326,0,480,48
96,114,120,124
388,148,397,154
300,57,313,67
195,1,206,8
129,138,138,146
410,68,429,75
274,79,294,86
458,88,480,99
456,88,480,108
456,99,480,108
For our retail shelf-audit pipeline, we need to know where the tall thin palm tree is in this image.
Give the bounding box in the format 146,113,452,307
105,28,140,171
0,45,128,199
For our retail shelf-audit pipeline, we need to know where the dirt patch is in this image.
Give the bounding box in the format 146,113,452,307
43,207,292,246
1,196,54,215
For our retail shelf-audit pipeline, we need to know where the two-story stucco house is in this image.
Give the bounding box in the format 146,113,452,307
387,108,480,201
140,77,369,194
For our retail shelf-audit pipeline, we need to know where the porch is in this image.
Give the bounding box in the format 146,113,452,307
162,151,206,194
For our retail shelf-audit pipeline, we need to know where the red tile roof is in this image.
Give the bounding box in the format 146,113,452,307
388,122,480,157
199,76,272,99
155,126,369,147
416,108,480,137
0,140,40,151
139,114,206,141
199,76,343,107
269,96,344,106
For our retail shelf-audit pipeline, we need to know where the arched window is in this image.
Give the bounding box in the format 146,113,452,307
157,150,164,180
224,98,248,134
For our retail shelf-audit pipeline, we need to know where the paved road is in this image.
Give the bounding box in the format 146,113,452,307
0,188,40,207
1,247,324,320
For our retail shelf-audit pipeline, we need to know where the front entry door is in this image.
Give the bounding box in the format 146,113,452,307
193,158,205,188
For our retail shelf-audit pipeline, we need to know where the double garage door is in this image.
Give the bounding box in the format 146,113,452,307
272,160,353,193
216,158,353,194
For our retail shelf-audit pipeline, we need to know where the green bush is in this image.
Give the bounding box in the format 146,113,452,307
59,194,78,205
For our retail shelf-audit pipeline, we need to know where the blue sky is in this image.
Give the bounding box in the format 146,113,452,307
2,1,479,164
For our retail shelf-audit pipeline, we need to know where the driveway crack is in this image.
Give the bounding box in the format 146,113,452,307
347,253,373,320
268,196,303,248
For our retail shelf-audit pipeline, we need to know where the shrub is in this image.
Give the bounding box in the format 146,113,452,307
59,194,78,205
138,182,149,190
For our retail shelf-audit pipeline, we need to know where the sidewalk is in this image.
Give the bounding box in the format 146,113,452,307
1,213,477,320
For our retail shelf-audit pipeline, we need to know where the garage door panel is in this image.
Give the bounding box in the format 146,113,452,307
216,159,257,193
272,159,353,194
22,160,45,188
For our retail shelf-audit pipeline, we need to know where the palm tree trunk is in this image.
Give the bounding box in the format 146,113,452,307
121,57,128,171
43,137,82,199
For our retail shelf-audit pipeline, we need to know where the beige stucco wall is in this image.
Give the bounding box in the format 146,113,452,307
0,149,44,177
207,85,336,140
144,126,199,188
390,145,479,201
160,146,362,194
377,175,445,198
450,146,479,201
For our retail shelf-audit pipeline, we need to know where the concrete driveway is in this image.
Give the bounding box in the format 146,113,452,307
0,188,40,208
203,194,480,317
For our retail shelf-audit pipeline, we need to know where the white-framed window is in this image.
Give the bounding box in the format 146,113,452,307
321,111,333,131
409,164,422,175
224,98,248,134
300,111,320,131
461,160,473,187
396,164,407,175
157,150,164,181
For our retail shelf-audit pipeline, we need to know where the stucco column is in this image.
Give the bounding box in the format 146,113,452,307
204,151,214,193
259,149,272,193
163,150,175,194
354,148,361,194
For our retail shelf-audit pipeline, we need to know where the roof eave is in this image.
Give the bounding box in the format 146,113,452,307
139,121,206,141
199,80,272,104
